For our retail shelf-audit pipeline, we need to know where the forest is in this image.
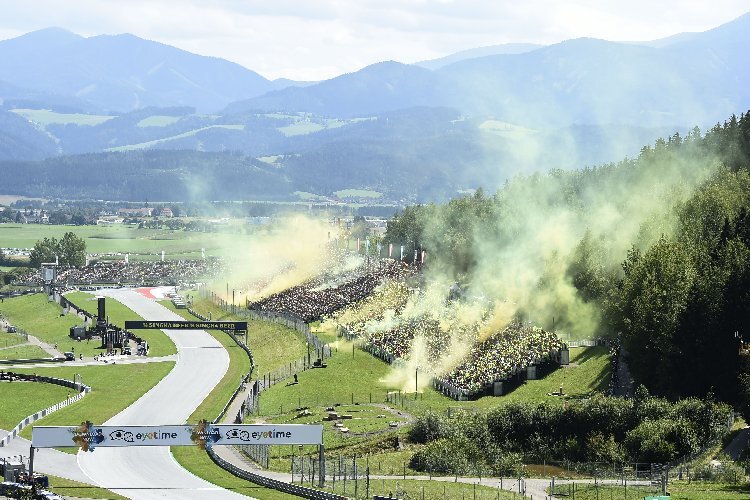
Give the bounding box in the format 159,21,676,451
384,111,750,415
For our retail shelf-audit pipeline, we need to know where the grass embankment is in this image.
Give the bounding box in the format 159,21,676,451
45,474,129,500
65,291,176,357
0,293,87,355
0,344,49,360
0,331,26,348
0,291,177,358
14,362,174,442
0,381,70,430
184,295,308,378
256,345,610,417
170,447,298,499
326,478,515,499
550,480,750,499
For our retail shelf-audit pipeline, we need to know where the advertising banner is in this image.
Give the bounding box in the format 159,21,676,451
32,422,323,451
124,320,247,331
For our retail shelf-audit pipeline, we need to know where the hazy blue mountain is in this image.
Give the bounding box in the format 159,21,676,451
224,61,443,117
225,12,750,128
415,43,543,70
271,78,319,89
0,28,275,113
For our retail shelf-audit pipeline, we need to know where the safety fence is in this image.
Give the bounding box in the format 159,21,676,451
206,446,347,500
0,374,91,447
198,286,332,419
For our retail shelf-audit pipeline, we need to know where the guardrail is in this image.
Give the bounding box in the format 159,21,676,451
206,447,347,500
0,374,91,447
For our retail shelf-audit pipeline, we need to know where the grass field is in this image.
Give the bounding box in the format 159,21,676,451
326,478,516,499
185,295,308,378
107,124,244,151
10,108,115,127
256,344,610,418
45,474,129,499
0,293,93,355
0,344,49,360
66,291,177,357
136,115,182,127
14,362,174,442
0,380,71,430
0,331,27,348
0,223,253,258
333,189,383,199
550,480,750,499
171,447,299,499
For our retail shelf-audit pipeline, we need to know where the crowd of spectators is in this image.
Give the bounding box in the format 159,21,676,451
11,259,224,287
438,324,565,393
248,259,416,322
334,281,564,394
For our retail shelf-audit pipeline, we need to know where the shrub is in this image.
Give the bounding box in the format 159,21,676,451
409,436,482,475
408,411,449,444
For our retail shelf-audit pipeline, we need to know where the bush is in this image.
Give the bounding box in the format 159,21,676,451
691,455,745,483
584,432,626,464
408,411,449,444
409,436,482,475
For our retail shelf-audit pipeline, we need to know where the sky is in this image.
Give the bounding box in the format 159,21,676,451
0,0,748,81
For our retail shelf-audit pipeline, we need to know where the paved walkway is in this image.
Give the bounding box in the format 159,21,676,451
213,444,651,499
26,333,63,358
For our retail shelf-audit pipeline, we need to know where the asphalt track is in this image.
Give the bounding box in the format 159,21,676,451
76,288,250,499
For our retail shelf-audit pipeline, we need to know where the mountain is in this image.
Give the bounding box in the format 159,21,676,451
225,12,750,128
415,43,543,70
224,61,442,117
0,28,276,113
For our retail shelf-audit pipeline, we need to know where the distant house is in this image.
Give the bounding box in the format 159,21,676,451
118,207,153,217
160,207,173,218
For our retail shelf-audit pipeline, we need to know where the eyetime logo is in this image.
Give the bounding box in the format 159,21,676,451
108,429,180,443
225,428,293,442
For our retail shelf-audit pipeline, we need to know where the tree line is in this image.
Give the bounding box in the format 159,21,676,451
384,111,750,415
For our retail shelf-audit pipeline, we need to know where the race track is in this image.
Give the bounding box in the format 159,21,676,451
76,288,250,499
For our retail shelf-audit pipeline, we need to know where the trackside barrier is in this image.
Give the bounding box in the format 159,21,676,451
206,447,347,500
0,375,91,447
194,297,344,498
186,306,255,424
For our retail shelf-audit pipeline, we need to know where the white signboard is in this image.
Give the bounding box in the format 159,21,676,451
32,423,323,451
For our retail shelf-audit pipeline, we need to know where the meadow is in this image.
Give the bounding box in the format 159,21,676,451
10,108,115,127
0,222,254,259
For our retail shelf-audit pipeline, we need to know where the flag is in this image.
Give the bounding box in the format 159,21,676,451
357,238,361,252
400,245,404,260
388,243,393,258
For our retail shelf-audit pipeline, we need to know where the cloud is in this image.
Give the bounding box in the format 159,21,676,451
0,0,747,80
